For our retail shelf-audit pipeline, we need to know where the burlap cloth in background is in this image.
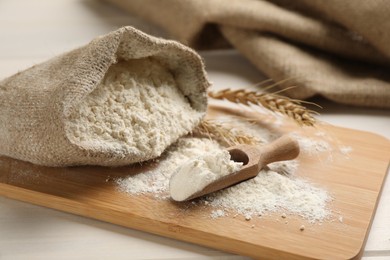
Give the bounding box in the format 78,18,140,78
0,26,209,166
105,0,390,108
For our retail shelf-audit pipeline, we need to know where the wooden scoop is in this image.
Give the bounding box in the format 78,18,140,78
181,135,300,201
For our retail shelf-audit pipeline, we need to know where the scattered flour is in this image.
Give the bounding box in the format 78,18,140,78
291,132,332,155
66,58,203,164
314,132,327,137
292,132,352,162
211,209,226,219
208,166,330,223
169,150,242,201
116,117,333,223
339,146,353,155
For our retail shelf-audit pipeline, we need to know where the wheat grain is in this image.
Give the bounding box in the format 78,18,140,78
192,119,261,147
208,89,316,126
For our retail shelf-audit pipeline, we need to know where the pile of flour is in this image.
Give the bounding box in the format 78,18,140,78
208,165,329,222
169,150,243,201
66,58,203,163
116,117,334,223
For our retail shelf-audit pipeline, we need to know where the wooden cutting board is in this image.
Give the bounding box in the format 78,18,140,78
0,106,389,260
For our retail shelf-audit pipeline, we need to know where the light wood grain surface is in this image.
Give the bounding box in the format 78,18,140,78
0,0,389,259
0,113,389,259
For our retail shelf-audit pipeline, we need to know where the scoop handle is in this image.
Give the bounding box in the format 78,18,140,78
258,135,300,167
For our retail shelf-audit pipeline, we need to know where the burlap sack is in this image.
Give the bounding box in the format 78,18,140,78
105,0,390,108
0,26,210,167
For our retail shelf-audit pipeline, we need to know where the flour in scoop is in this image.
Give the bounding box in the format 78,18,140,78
169,150,243,201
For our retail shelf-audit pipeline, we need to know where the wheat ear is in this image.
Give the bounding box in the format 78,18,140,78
208,89,317,126
193,119,261,147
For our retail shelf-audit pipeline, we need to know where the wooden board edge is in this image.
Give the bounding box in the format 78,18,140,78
0,182,314,260
356,161,390,260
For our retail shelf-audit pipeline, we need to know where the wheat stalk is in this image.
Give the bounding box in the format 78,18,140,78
193,119,261,147
208,88,317,126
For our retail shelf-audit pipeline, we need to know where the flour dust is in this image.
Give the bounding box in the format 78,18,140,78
116,117,339,223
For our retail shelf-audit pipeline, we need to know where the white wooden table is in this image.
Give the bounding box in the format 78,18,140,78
0,1,389,259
